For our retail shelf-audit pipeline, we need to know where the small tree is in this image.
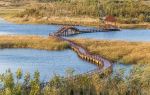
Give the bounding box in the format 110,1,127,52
65,68,75,77
139,14,145,22
24,72,30,85
16,68,22,83
29,71,40,95
3,70,15,95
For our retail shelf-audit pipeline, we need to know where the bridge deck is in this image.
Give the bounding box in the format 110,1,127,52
53,36,112,74
53,26,120,36
51,26,113,77
39,35,113,88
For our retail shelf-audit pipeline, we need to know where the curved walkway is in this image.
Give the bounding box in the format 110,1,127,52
53,26,120,36
39,35,113,88
51,35,112,76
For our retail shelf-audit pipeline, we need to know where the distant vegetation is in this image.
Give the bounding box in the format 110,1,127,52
15,0,150,24
74,39,150,64
0,36,69,50
0,64,150,95
0,0,149,27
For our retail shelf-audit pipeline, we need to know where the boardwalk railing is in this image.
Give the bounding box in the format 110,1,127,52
52,35,112,75
51,26,113,78
54,26,120,36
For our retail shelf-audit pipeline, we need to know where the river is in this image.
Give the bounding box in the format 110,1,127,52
0,18,149,41
0,18,149,80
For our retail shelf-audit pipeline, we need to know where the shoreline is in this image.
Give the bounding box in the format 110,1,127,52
3,16,150,29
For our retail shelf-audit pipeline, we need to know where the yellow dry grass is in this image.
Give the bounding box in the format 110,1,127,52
0,36,69,50
0,1,149,29
4,16,100,27
73,39,150,64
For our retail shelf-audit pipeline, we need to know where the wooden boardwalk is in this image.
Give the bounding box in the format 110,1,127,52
53,36,112,73
50,25,114,76
37,34,113,88
40,35,112,88
53,26,120,36
0,26,114,91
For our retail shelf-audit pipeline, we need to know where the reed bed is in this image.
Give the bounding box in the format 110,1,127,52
73,39,150,64
0,36,69,50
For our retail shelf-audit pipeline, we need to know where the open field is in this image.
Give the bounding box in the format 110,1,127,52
0,9,22,17
73,39,150,64
0,36,69,50
4,16,100,27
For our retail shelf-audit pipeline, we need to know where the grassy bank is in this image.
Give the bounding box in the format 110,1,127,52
0,9,21,17
0,36,69,50
0,1,149,29
4,16,150,29
73,39,150,64
4,16,100,27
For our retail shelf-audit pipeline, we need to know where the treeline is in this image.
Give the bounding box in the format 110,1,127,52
0,64,150,95
15,0,150,23
17,0,99,18
99,0,150,23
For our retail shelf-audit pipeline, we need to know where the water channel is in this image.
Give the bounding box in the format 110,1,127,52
0,18,149,80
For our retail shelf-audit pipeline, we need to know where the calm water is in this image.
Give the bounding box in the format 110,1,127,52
0,18,98,80
0,18,93,36
68,29,150,42
0,18,148,80
0,49,96,81
0,18,150,41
